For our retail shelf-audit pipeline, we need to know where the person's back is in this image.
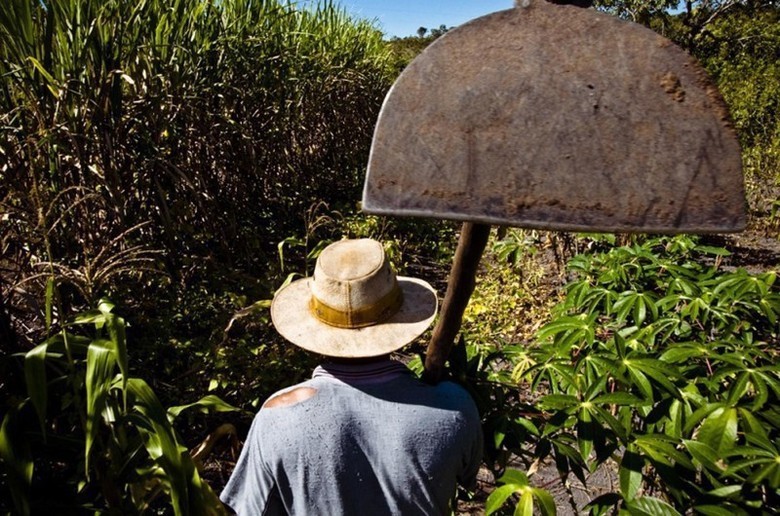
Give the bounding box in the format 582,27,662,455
219,239,483,515
222,360,482,515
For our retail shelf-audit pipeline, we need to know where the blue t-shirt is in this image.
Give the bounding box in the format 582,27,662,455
220,360,483,515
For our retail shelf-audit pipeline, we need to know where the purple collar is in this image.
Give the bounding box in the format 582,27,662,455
312,359,411,385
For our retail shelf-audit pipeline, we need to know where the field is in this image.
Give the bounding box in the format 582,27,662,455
1,0,778,514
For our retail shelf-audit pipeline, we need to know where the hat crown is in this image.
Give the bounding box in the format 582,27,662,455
310,239,399,328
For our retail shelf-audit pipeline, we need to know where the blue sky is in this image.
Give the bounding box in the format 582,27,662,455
331,1,517,38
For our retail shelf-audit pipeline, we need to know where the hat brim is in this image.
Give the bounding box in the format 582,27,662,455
270,276,438,358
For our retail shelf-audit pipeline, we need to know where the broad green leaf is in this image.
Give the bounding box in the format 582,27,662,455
683,403,726,435
85,339,117,471
592,405,629,441
104,313,129,399
683,440,725,472
738,409,771,449
745,461,780,488
26,56,59,97
697,408,738,455
515,488,533,516
706,485,742,498
592,392,647,406
626,366,653,401
486,484,520,515
634,434,694,469
72,309,108,326
660,345,705,363
629,359,680,396
726,372,750,406
725,457,775,476
577,407,594,461
538,394,579,410
497,468,529,486
514,417,540,437
619,446,643,501
665,399,682,439
530,487,556,516
494,431,506,449
694,505,741,516
626,496,681,516
24,342,48,435
167,394,242,421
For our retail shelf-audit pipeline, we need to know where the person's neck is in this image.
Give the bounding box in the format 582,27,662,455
324,354,391,366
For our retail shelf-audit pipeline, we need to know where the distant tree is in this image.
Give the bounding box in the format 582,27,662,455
429,24,450,37
417,26,427,37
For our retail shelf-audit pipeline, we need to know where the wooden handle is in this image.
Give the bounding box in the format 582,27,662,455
423,222,491,384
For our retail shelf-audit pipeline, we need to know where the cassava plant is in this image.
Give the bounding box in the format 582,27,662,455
461,235,779,515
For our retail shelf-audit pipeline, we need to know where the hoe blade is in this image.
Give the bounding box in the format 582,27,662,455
363,1,746,233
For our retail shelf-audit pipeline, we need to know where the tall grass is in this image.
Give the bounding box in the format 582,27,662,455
1,1,393,511
0,0,393,344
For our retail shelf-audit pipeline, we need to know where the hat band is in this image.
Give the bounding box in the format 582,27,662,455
309,281,404,329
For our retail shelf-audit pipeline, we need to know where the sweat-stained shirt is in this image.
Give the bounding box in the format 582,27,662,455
220,359,483,515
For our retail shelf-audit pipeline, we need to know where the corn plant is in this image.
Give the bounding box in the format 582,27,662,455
0,299,240,514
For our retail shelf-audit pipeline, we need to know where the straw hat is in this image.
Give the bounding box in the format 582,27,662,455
271,239,438,357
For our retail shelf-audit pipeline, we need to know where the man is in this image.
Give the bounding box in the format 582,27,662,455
221,238,483,515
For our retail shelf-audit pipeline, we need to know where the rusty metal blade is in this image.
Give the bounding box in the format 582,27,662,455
362,1,746,233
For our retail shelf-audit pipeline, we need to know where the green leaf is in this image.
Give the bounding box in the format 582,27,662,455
738,409,770,445
538,394,579,410
620,446,643,501
629,359,680,397
591,405,629,441
85,339,117,471
104,313,129,398
627,496,682,516
697,408,738,455
592,392,648,406
515,488,534,516
577,406,594,461
634,434,694,469
530,487,557,516
26,56,59,97
626,366,653,401
683,439,725,472
24,342,49,435
660,345,705,363
706,485,742,498
694,505,741,516
497,468,529,486
123,377,190,515
486,484,519,515
514,417,540,437
745,461,780,488
586,494,622,515
683,403,726,435
167,394,242,421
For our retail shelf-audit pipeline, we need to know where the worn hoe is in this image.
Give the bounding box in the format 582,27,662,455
362,0,746,382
